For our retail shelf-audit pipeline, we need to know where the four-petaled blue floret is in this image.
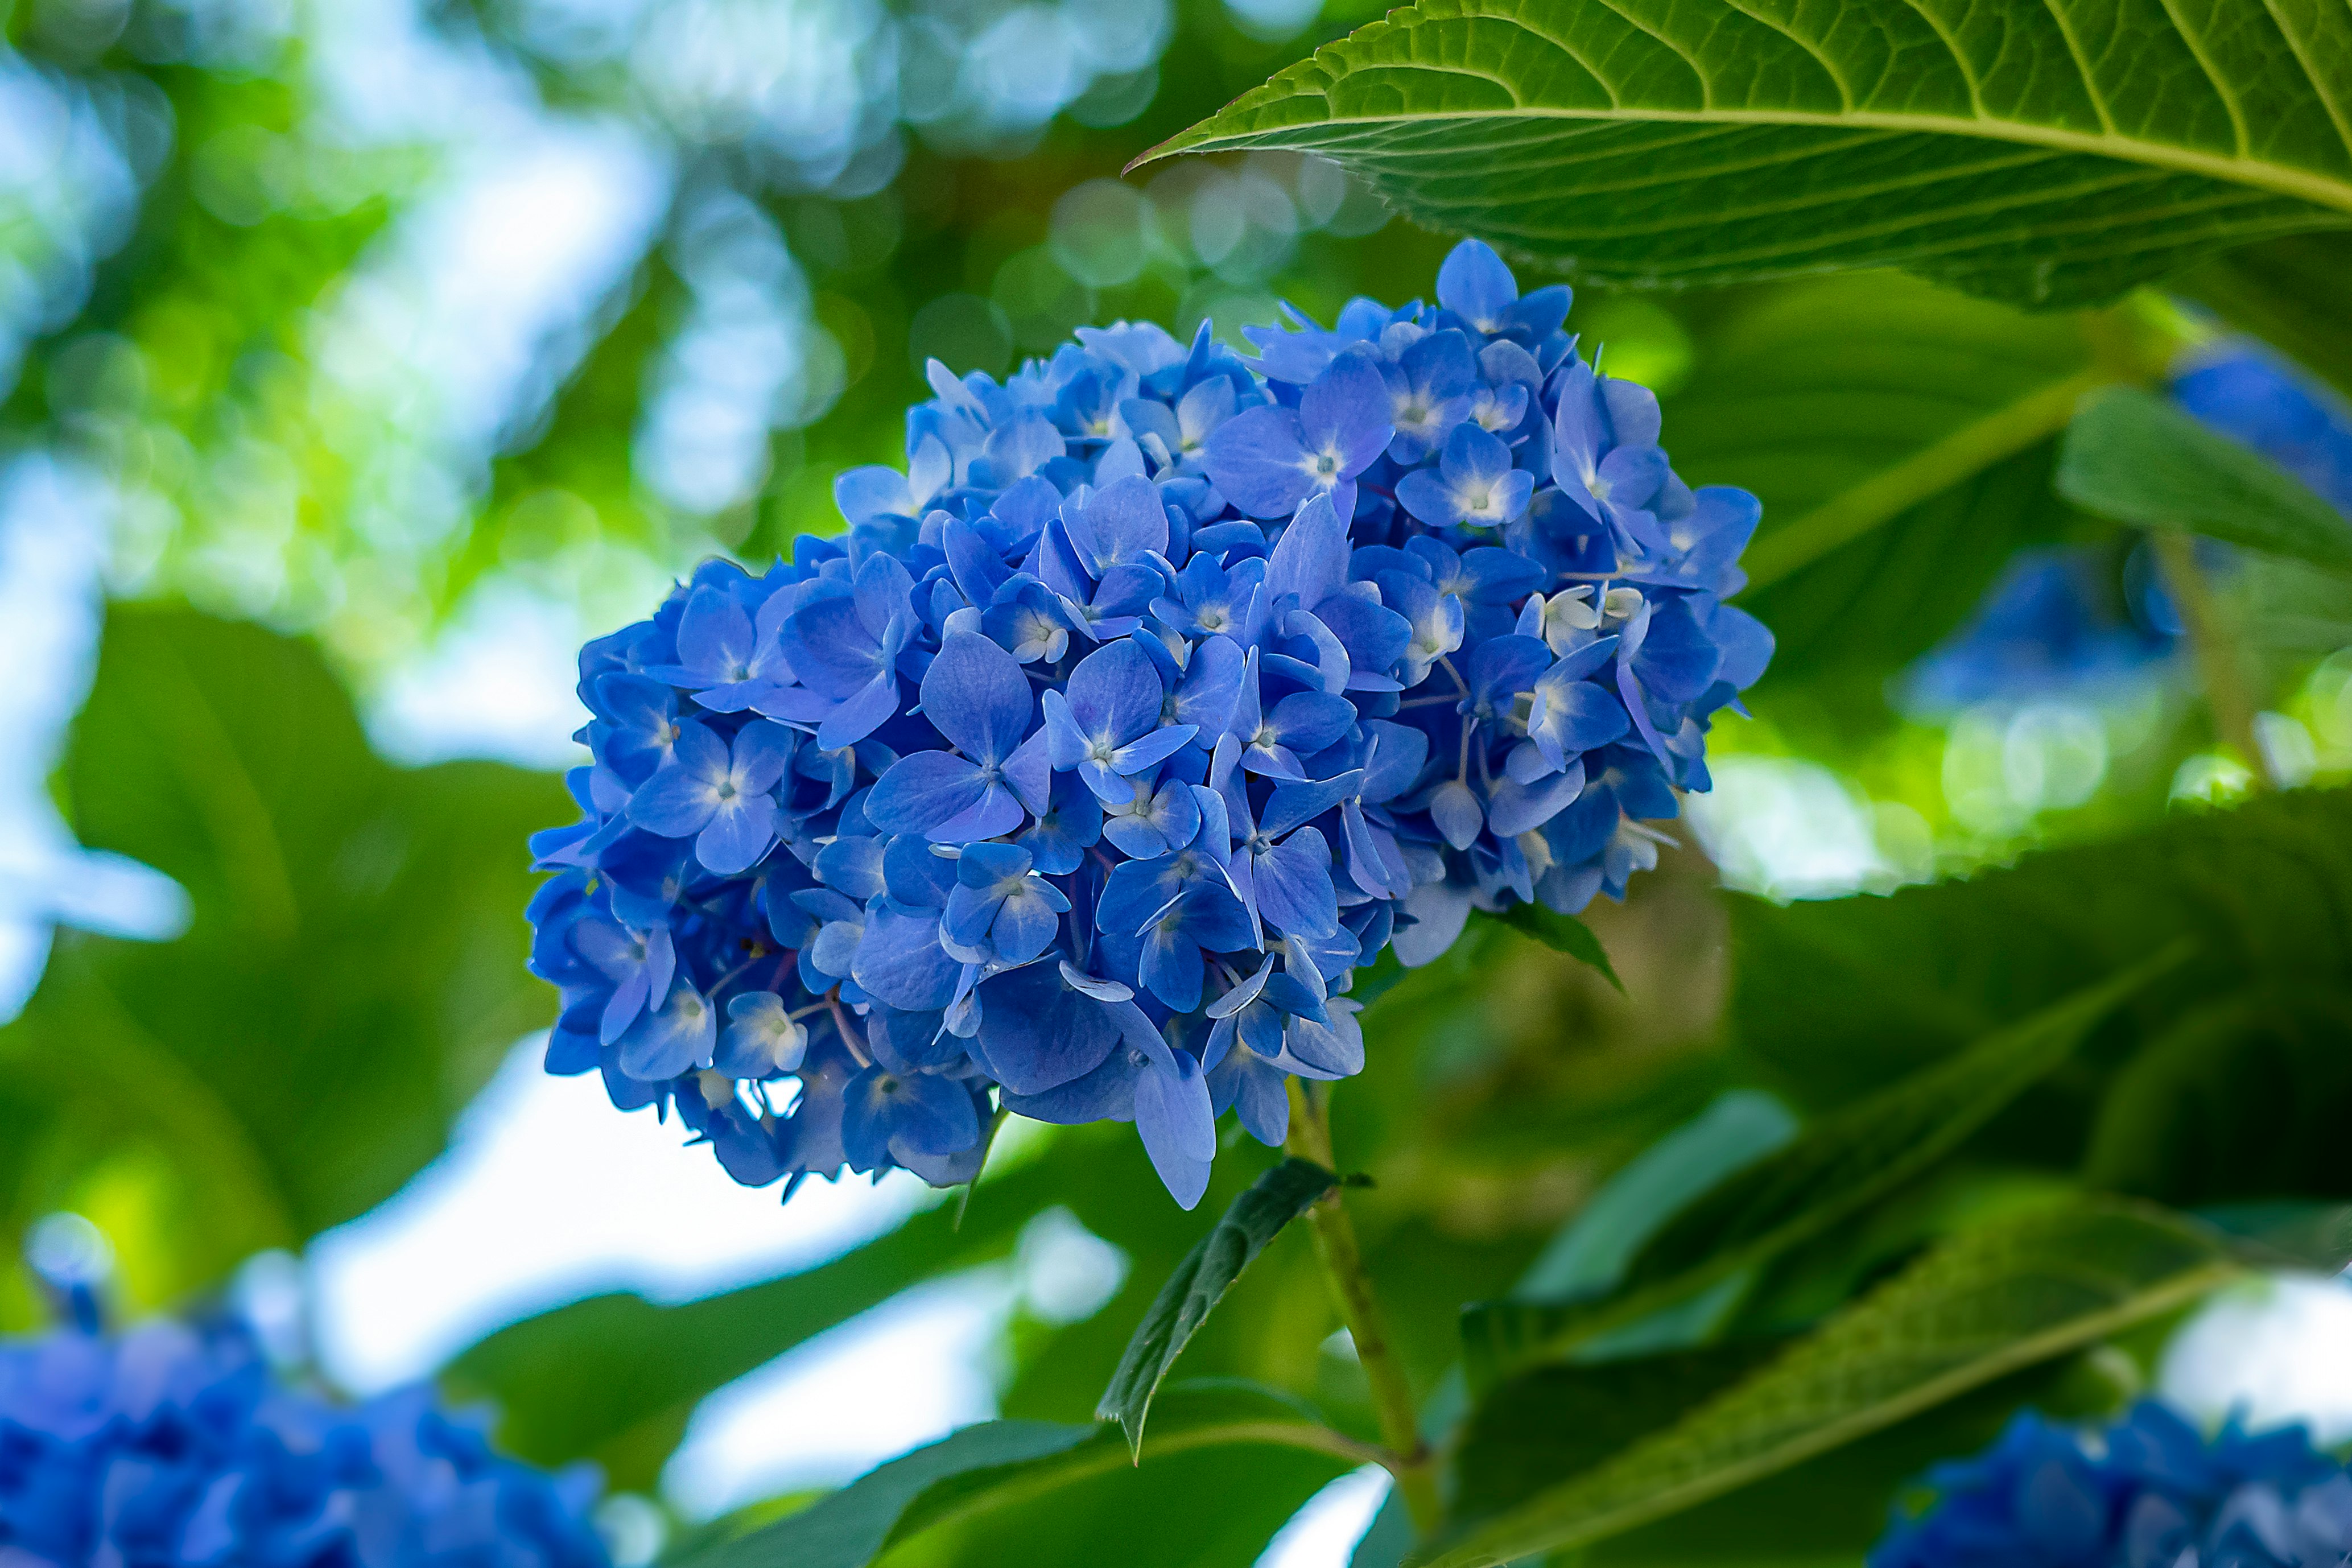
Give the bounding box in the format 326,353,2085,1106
0,1317,610,1567
527,239,1773,1208
1871,1400,2352,1568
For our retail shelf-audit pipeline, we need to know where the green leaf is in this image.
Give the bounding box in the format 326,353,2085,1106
1097,1157,1338,1455
1487,903,1623,992
1656,271,2115,742
2193,1200,2352,1273
2085,987,2352,1210
1139,0,2352,308
0,608,564,1298
1460,954,2176,1385
675,1383,1369,1568
1417,1200,2240,1568
2058,386,2352,573
1451,1342,1786,1528
1730,787,2352,1113
1513,1091,1796,1303
2175,230,2352,402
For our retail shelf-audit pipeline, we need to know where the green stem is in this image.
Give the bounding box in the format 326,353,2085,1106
1285,1080,1443,1536
2150,529,2271,790
1739,368,2111,592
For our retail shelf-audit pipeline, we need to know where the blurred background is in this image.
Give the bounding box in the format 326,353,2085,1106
5,0,2351,1562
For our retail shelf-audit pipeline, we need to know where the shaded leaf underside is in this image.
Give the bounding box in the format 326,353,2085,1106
1420,1200,2239,1567
1460,955,2173,1382
1146,0,2352,305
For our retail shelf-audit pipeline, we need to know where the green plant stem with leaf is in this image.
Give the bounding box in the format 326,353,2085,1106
1284,1078,1442,1534
2149,530,2272,790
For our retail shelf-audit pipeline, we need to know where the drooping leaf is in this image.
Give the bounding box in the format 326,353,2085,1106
1141,0,2352,308
2058,386,2352,572
675,1382,1368,1568
1487,904,1622,992
1460,956,2173,1384
1097,1158,1338,1454
1417,1200,2239,1568
0,608,565,1299
1731,788,2352,1112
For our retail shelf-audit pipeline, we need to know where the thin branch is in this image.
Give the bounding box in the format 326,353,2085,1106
2151,530,2272,790
1285,1080,1443,1535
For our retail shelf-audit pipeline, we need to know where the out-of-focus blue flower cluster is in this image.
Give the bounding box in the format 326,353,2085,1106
1903,546,2178,715
2176,345,2352,518
527,240,1771,1207
1905,344,2352,715
1871,1401,2352,1568
0,1319,609,1568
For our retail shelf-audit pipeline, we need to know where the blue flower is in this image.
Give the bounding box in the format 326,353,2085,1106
1398,422,1536,528
526,238,1769,1208
1043,638,1198,803
777,554,917,748
1380,328,1478,463
942,841,1070,965
626,718,796,874
0,1311,610,1568
1871,1401,2352,1568
868,631,1050,841
1204,350,1394,521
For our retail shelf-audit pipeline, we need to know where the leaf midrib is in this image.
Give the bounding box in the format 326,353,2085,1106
1421,1255,2240,1568
1148,104,2352,219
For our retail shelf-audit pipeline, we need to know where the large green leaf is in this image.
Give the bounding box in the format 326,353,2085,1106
1731,787,2352,1113
1460,956,2171,1384
675,1383,1371,1568
1141,0,2352,307
2058,386,2352,572
0,608,564,1299
1450,1342,1785,1527
1098,1158,1338,1454
1417,1200,2239,1568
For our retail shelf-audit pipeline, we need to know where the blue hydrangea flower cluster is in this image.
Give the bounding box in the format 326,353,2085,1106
0,1319,609,1567
1902,545,2179,714
528,240,1771,1207
1871,1401,2352,1568
1905,343,2352,714
2175,344,2352,518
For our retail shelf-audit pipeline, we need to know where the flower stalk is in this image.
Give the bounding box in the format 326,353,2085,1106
1285,1079,1443,1536
2149,530,2271,790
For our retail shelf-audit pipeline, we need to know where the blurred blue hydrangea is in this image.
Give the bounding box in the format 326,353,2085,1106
527,240,1772,1207
1905,344,2352,715
2176,344,2352,518
1871,1401,2352,1568
1902,546,2178,715
0,1317,610,1567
